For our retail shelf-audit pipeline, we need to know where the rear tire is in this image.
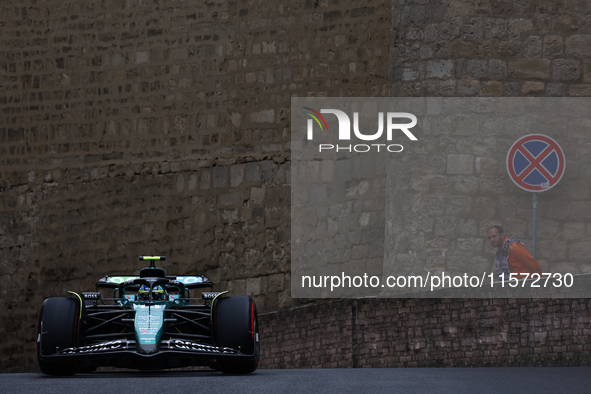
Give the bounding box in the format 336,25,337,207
37,297,80,376
214,296,259,374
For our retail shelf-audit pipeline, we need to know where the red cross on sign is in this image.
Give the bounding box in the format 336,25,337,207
506,134,565,192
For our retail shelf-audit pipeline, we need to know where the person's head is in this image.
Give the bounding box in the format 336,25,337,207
487,225,505,248
138,285,165,301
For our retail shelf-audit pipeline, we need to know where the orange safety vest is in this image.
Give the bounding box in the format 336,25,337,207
503,236,542,278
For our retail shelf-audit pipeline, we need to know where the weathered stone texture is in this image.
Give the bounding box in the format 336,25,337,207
387,2,591,281
2,0,591,373
259,297,591,368
392,4,591,97
0,0,391,369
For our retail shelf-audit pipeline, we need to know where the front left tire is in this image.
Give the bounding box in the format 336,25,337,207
37,297,80,376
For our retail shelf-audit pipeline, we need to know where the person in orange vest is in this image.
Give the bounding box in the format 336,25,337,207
487,225,542,280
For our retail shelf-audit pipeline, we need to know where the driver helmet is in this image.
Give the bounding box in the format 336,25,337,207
138,285,165,301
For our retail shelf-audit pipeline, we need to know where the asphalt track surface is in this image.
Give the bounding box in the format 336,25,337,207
1,368,590,394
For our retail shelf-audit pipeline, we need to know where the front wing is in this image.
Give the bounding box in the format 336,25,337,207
39,338,256,370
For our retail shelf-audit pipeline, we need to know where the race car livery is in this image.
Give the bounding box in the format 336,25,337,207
36,257,259,375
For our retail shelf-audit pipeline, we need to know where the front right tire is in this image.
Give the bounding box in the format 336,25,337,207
214,296,259,374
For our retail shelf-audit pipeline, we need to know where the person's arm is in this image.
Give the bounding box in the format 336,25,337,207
509,243,542,275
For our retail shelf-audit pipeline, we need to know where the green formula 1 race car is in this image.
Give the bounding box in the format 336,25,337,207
36,256,259,375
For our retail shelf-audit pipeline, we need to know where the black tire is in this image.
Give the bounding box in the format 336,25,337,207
37,297,80,376
214,296,259,374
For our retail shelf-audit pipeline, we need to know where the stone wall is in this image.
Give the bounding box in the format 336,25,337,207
259,296,591,368
0,0,391,369
386,0,591,281
383,97,591,282
2,0,591,371
391,0,591,97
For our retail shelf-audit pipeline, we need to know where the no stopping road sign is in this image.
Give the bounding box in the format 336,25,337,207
506,134,565,192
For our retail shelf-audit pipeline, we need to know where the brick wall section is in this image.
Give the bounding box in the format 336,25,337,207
386,1,591,278
391,0,591,97
259,297,591,368
0,0,392,369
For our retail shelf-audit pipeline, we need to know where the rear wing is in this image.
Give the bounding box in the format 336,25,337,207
96,275,214,291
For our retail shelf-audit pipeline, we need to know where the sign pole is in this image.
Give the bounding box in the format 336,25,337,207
532,193,537,258
507,134,565,258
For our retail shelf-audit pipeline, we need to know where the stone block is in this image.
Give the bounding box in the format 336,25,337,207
508,18,533,39
266,274,284,292
563,180,589,200
538,240,567,260
410,176,430,192
481,81,503,95
543,35,563,57
568,242,591,260
563,222,585,240
552,59,581,82
320,160,333,182
261,160,273,181
403,66,420,81
310,184,327,203
420,196,445,216
352,156,376,179
136,51,149,64
523,36,542,58
230,112,242,127
546,83,566,96
473,197,496,219
251,186,265,204
176,174,185,192
583,63,591,83
457,80,480,96
219,191,240,206
426,60,454,79
439,19,462,41
521,81,545,94
569,84,591,96
227,279,246,295
474,157,497,174
572,201,591,220
246,162,260,182
230,164,245,187
463,17,485,40
453,115,479,135
451,40,474,58
508,60,550,80
535,220,560,239
221,209,238,223
446,196,473,215
266,68,274,84
447,154,473,174
553,15,579,33
486,19,507,39
456,238,483,253
250,109,275,123
459,219,478,236
466,60,487,79
410,5,430,25
246,277,261,296
446,1,474,17
478,176,504,194
212,166,227,188
200,169,211,190
565,35,591,57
